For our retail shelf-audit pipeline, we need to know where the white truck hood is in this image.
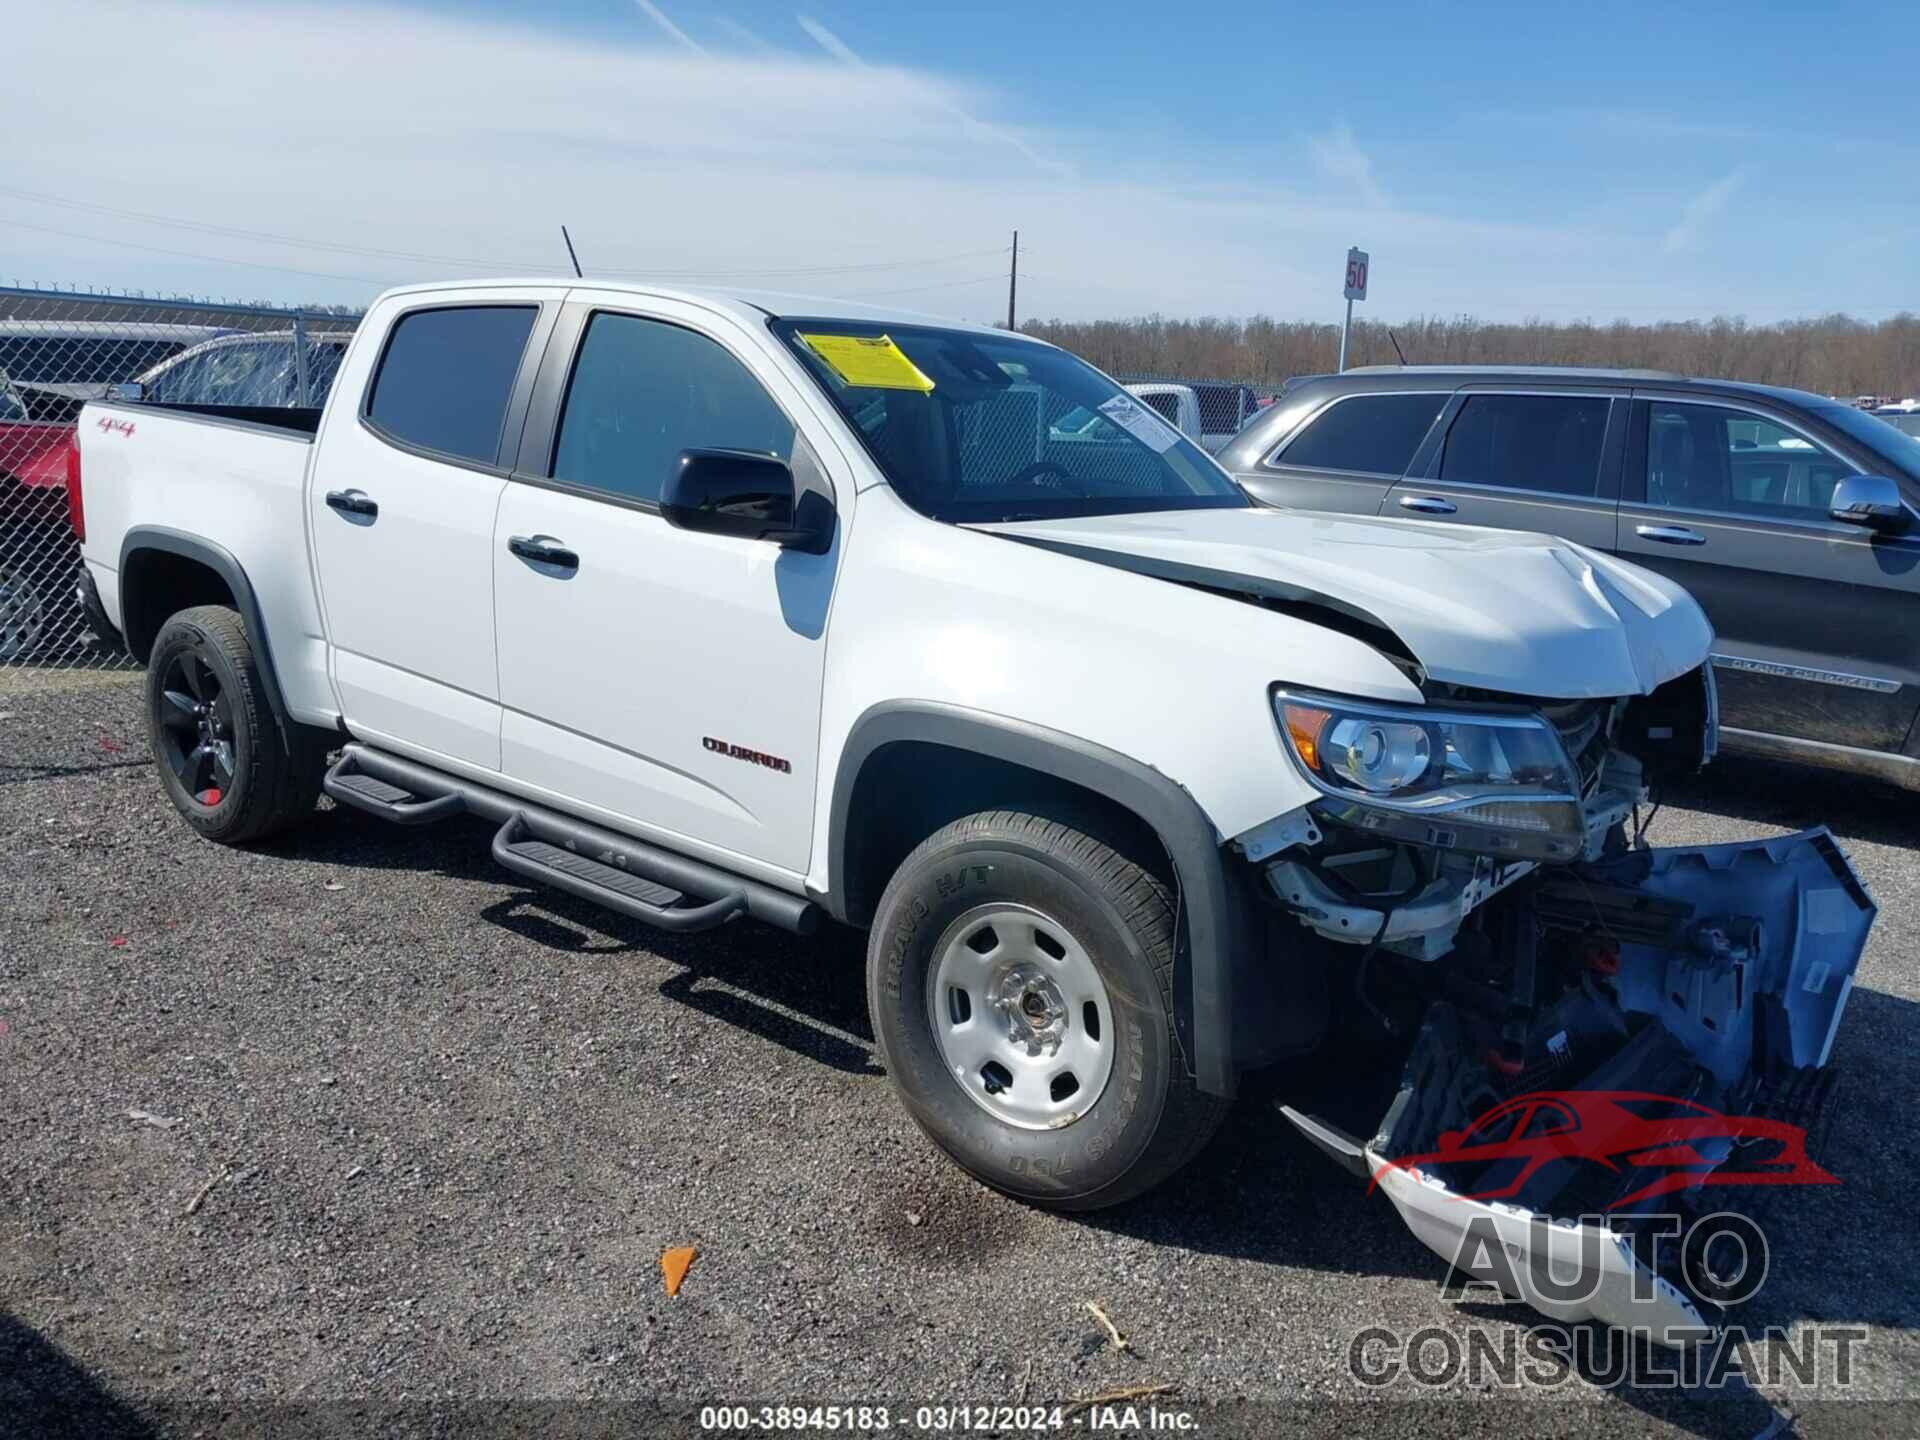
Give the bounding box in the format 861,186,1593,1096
976,508,1713,699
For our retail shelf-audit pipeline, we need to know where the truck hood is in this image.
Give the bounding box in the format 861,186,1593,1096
975,508,1712,699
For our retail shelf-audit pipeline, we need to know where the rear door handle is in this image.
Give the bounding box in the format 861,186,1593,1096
1635,523,1707,547
1398,495,1457,515
508,534,580,571
324,488,378,518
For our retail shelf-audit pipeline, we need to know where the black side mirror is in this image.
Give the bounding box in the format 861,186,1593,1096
661,449,833,553
1829,474,1909,532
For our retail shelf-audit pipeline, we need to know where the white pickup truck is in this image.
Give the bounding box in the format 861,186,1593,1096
75,279,1873,1339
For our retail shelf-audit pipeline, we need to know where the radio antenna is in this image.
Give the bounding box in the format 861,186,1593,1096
560,225,584,279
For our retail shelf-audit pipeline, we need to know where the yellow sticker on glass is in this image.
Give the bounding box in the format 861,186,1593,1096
798,333,935,393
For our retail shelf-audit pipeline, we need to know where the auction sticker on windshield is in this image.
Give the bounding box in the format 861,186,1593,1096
798,333,936,392
1098,393,1180,452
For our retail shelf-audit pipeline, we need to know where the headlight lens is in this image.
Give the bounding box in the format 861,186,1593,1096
1275,690,1585,857
1324,716,1431,792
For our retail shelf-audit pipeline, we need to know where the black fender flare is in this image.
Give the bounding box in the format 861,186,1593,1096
826,701,1250,1096
119,525,296,752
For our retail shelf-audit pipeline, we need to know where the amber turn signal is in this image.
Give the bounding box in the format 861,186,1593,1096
1281,703,1332,774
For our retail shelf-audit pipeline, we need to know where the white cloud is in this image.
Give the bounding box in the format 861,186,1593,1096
1663,168,1750,254
796,11,1071,178
632,0,706,54
0,0,1621,322
1309,124,1386,209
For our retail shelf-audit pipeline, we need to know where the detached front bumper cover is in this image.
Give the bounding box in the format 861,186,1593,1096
1283,827,1875,1345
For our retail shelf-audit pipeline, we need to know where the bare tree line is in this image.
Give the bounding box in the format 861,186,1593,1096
1021,312,1920,399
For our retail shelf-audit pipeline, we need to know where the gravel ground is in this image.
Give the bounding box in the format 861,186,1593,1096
2,671,1916,1439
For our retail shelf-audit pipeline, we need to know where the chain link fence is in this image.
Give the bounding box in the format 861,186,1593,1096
0,288,362,673
1116,373,1287,452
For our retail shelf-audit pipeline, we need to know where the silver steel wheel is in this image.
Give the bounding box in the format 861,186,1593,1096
925,902,1115,1131
0,561,46,662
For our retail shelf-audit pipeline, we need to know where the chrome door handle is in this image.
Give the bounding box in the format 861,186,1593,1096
1635,524,1707,547
1398,495,1457,515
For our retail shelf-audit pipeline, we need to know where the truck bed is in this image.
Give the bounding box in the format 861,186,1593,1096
76,398,337,720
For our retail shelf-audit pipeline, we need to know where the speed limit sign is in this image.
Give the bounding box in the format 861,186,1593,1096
1343,247,1369,302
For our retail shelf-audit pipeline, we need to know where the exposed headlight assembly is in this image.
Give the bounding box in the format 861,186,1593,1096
1274,689,1584,860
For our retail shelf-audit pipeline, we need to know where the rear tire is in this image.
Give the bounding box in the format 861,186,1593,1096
145,605,327,844
867,809,1228,1211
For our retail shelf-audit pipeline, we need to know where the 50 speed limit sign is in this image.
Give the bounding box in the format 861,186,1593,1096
1344,248,1369,302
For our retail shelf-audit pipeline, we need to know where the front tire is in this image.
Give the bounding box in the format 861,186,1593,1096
145,605,326,844
867,810,1228,1210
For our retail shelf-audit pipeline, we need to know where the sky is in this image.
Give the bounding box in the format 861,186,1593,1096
3,0,1916,325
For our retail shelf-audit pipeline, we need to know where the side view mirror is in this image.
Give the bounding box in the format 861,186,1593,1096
1829,474,1909,532
109,381,146,402
661,448,833,553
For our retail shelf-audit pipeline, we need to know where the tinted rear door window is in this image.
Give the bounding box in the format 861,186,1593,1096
1275,392,1446,476
366,305,537,465
1439,393,1610,496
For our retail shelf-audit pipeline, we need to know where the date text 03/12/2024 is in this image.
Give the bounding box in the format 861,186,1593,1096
697,1404,1203,1432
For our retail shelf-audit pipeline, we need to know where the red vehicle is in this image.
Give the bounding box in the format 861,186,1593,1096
0,374,88,661
1370,1089,1837,1210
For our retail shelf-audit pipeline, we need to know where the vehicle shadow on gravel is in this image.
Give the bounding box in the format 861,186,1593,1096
0,754,151,788
0,1310,155,1440
284,803,885,1076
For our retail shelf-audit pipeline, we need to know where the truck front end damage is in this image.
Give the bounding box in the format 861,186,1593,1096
1241,665,1876,1342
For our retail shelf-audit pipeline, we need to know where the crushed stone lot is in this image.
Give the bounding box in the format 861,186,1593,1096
2,671,1917,1439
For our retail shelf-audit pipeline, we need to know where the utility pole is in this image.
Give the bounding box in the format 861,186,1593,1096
1007,230,1018,331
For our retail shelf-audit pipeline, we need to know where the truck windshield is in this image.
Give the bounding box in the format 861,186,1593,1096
774,319,1248,523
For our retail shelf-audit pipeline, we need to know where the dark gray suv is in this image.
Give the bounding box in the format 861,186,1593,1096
1217,366,1920,789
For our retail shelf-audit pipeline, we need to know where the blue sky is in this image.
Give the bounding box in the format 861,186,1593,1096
5,1,1916,324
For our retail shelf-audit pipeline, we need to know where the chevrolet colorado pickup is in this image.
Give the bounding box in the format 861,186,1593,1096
75,280,1875,1340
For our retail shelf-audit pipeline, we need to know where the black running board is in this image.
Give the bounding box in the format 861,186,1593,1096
492,811,744,933
324,753,465,825
324,744,819,935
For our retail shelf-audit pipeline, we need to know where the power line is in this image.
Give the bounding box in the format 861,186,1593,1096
841,273,1011,299
0,215,397,286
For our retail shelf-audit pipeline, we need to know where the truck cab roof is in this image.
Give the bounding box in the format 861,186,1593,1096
371,277,1026,344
